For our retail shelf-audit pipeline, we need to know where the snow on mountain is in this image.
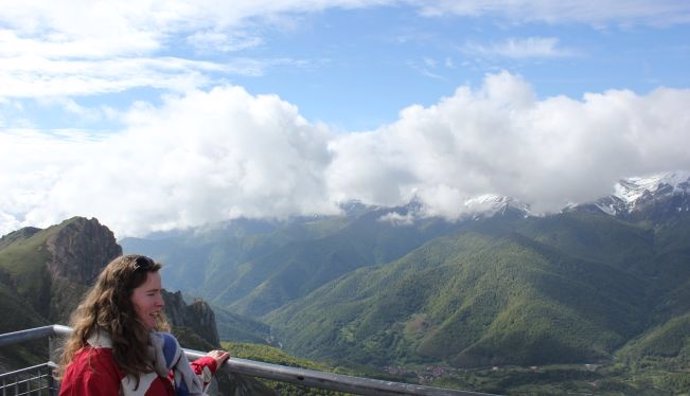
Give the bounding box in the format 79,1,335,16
597,171,690,215
464,194,531,218
376,194,531,225
614,171,690,204
590,195,627,216
376,171,689,225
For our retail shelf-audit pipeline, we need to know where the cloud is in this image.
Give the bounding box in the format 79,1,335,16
415,0,690,26
2,1,687,101
0,56,226,97
462,37,577,59
186,31,264,53
0,0,395,99
2,72,690,237
326,71,690,216
0,86,338,237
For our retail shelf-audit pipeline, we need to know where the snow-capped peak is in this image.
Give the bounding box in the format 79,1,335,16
613,171,690,206
588,170,690,215
464,194,531,217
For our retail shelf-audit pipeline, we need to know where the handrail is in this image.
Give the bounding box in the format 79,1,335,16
0,325,498,396
0,325,57,347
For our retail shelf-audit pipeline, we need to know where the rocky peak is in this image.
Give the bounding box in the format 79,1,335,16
45,217,122,285
616,172,690,222
464,194,531,219
613,171,689,208
163,290,220,348
570,171,690,220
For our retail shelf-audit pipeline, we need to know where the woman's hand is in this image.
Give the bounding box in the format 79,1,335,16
206,350,230,368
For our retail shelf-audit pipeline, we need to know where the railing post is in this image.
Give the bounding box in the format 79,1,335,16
46,363,58,396
49,327,61,396
48,334,58,364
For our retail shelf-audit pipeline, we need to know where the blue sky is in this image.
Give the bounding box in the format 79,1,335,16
2,1,690,236
232,5,690,130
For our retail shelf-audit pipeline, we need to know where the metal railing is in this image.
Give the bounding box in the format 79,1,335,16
0,363,57,396
0,325,496,396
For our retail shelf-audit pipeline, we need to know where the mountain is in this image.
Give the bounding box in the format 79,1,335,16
0,217,121,326
124,172,689,323
212,305,272,344
462,194,531,219
264,211,650,367
261,177,690,369
578,171,690,220
122,205,468,317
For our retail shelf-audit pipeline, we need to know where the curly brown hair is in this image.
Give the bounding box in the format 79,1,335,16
58,254,170,381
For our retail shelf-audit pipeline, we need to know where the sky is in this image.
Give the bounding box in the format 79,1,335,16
1,0,690,237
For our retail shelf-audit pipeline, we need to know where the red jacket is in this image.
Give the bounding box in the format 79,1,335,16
59,346,218,396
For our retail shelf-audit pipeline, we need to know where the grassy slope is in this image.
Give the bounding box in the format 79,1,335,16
0,227,55,370
0,230,53,312
0,221,64,325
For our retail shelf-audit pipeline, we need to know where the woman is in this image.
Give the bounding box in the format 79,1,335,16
58,254,230,395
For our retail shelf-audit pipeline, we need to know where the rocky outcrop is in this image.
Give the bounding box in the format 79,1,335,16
40,217,122,323
45,217,122,285
163,290,220,348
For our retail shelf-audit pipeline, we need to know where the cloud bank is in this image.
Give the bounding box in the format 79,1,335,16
2,71,689,237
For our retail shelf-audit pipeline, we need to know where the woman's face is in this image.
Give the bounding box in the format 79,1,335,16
130,271,165,330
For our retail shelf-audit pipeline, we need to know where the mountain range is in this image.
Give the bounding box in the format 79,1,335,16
116,170,690,374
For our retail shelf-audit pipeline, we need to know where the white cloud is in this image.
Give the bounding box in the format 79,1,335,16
0,129,95,229
1,0,687,102
2,1,689,238
186,31,264,53
462,37,577,59
415,0,690,26
2,72,690,237
0,55,218,98
326,71,690,215
0,0,395,99
0,85,339,237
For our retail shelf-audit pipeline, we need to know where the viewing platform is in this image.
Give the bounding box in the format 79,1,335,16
0,325,496,396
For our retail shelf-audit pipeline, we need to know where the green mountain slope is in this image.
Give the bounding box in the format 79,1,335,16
212,304,271,344
266,210,690,370
122,217,348,304
267,225,647,367
0,226,55,317
123,208,465,317
617,313,690,368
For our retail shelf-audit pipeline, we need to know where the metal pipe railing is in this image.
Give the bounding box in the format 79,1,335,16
0,325,497,396
0,362,57,396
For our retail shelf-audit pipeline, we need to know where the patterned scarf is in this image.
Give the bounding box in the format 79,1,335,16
148,332,206,396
